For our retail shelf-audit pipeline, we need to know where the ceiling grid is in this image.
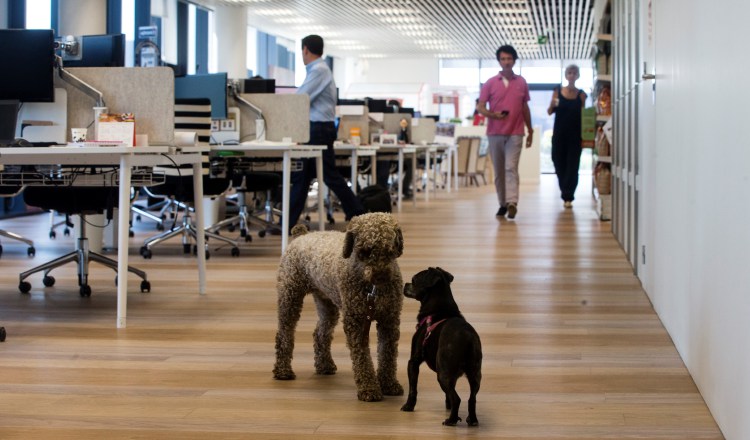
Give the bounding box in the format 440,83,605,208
208,0,596,60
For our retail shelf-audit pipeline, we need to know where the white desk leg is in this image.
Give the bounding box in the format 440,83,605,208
350,150,358,194
453,147,459,191
424,149,431,202
192,163,207,295
116,155,132,329
281,152,290,252
316,155,325,231
397,150,403,212
445,147,452,193
411,150,417,207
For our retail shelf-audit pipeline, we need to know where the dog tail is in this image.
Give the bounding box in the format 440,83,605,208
290,224,309,238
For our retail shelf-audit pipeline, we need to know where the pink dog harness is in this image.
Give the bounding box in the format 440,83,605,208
417,315,447,346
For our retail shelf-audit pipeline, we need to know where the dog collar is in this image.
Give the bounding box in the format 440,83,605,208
418,315,446,346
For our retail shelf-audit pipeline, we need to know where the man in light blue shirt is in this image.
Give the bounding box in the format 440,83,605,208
289,35,364,229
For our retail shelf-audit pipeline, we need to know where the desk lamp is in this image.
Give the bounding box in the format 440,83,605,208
228,80,265,142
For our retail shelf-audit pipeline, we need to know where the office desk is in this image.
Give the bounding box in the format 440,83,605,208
211,142,326,251
375,144,420,212
333,144,379,193
0,146,208,328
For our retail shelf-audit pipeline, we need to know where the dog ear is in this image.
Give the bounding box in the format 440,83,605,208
394,227,404,257
435,267,454,283
343,231,355,258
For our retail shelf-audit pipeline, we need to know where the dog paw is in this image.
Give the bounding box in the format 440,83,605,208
272,367,296,380
357,388,384,402
400,402,415,412
466,417,479,427
315,362,337,375
442,416,462,426
380,381,404,396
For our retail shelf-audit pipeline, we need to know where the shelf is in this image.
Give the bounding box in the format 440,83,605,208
596,114,611,122
595,155,612,163
597,33,613,42
595,74,612,82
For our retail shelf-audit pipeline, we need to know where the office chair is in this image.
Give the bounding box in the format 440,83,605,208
139,98,239,259
207,158,282,240
18,186,150,297
0,186,35,257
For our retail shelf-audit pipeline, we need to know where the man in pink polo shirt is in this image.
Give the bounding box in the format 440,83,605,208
476,45,534,219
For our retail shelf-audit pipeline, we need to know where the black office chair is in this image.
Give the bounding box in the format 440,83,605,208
139,98,239,259
0,185,35,257
19,186,150,297
207,158,282,240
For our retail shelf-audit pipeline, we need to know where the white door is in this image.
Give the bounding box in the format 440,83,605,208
636,0,656,292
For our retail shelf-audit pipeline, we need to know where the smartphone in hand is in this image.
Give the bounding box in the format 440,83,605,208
500,110,509,117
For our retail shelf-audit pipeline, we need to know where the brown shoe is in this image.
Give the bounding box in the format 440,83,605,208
507,203,517,219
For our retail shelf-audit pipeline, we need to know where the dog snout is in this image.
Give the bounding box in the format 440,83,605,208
403,283,415,298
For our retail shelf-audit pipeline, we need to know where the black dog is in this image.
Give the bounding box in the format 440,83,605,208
400,267,482,426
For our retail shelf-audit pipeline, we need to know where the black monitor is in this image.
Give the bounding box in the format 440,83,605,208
63,34,125,67
243,78,275,94
0,29,56,143
400,107,415,116
367,99,388,113
0,29,56,103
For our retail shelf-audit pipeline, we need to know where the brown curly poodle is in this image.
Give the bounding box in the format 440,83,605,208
273,212,405,402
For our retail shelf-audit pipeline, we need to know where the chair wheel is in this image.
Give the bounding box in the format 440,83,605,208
156,223,164,231
43,275,55,287
228,225,236,233
184,244,192,254
205,250,210,260
49,230,56,239
27,247,35,257
140,246,152,259
80,285,92,297
245,235,252,242
0,327,5,342
239,228,246,237
140,280,151,293
231,247,240,257
258,230,266,238
19,281,31,294
63,228,70,237
129,230,134,238
136,215,142,221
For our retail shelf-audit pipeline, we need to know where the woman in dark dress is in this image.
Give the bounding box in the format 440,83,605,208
548,64,587,208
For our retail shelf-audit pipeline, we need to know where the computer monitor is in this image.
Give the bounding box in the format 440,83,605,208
0,29,56,143
62,34,125,67
174,72,229,120
0,29,56,103
367,99,388,113
243,78,275,94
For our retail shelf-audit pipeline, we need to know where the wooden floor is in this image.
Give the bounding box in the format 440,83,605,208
0,175,723,439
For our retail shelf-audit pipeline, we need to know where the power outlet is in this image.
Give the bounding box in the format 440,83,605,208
211,120,220,132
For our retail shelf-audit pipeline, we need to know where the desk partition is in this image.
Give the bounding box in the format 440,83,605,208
236,93,309,143
59,67,175,145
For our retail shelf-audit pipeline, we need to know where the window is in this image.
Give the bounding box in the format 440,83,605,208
25,0,51,30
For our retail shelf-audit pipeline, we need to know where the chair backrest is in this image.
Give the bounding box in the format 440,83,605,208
174,98,212,146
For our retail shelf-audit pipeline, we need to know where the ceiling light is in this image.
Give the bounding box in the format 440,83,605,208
273,17,312,24
252,9,295,16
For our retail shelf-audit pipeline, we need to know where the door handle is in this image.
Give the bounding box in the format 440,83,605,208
642,62,655,80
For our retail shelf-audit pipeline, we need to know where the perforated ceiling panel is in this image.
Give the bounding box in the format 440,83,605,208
204,0,597,60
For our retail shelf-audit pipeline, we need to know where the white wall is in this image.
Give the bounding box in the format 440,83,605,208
641,1,750,438
212,5,246,78
58,0,106,35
